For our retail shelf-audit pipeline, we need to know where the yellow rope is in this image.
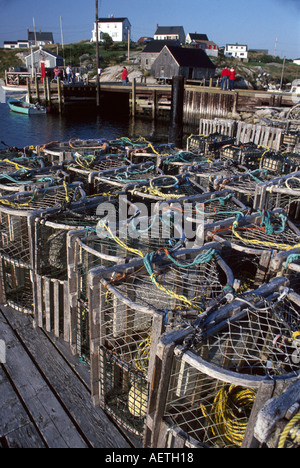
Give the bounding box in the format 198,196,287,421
278,412,300,448
3,159,31,171
97,221,145,258
232,219,300,252
201,384,256,447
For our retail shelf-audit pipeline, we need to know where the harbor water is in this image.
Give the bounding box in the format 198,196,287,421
0,85,182,149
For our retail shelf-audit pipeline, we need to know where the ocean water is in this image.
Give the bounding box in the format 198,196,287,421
0,85,176,149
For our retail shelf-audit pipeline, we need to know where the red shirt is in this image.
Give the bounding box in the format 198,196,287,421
221,68,230,77
229,69,236,80
122,68,128,80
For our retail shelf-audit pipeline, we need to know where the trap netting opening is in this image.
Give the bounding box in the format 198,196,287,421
99,347,149,438
258,174,300,222
162,288,300,448
0,256,33,314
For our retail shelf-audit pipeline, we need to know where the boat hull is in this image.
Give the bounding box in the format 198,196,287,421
7,98,47,115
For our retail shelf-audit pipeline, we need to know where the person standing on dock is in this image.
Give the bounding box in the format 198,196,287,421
66,65,72,84
122,67,128,86
229,66,236,91
220,67,229,90
53,66,61,82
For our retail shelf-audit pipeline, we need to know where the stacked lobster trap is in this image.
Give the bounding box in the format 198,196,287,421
186,133,235,157
254,171,300,223
0,182,86,317
38,138,110,164
67,153,132,195
87,244,235,439
144,277,300,448
268,248,300,295
260,151,300,176
68,207,186,362
219,142,272,170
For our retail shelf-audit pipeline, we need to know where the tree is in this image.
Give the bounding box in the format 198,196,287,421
101,33,113,50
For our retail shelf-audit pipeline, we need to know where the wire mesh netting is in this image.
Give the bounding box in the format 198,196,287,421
257,173,300,222
160,286,300,448
220,143,271,170
187,133,235,155
94,245,234,437
0,255,33,314
260,152,300,176
209,210,300,253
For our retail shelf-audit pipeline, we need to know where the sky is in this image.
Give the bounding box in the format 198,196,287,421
0,0,299,59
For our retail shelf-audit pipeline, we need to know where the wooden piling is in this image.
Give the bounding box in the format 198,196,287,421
27,78,31,103
57,77,62,113
132,78,136,118
169,75,184,148
35,76,40,102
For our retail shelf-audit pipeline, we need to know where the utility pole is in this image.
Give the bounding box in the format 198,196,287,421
280,56,286,91
60,16,65,66
274,37,278,57
95,0,100,107
127,28,130,62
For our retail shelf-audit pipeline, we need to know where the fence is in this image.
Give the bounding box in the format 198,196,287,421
87,244,235,438
145,277,300,448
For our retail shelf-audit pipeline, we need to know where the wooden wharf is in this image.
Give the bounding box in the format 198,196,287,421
25,76,296,124
0,305,131,448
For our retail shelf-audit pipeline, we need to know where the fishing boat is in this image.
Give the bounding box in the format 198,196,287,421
7,98,47,115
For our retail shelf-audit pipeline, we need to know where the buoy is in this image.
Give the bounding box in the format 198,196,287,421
128,383,148,418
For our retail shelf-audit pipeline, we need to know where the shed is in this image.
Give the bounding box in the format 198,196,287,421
25,48,64,74
151,45,216,82
141,40,181,70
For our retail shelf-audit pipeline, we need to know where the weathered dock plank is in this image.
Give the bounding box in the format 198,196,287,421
0,306,131,448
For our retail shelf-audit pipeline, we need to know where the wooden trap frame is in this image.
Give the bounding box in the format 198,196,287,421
205,209,300,258
125,173,206,204
0,183,86,316
186,133,235,156
159,152,212,176
254,171,300,223
144,277,300,448
219,142,272,171
268,248,300,295
260,151,300,177
38,138,109,164
67,153,132,195
87,244,235,438
68,209,186,361
220,168,274,208
90,161,164,196
181,160,250,192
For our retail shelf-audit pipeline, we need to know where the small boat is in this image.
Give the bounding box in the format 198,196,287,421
7,98,47,115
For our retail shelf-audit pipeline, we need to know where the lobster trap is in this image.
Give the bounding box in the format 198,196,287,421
145,277,300,448
220,143,271,170
206,209,300,256
0,183,86,315
88,244,235,438
126,173,206,204
260,152,300,176
159,152,212,175
38,138,109,164
221,168,274,208
186,133,235,157
183,160,250,193
255,172,300,222
91,161,163,196
68,210,186,360
67,153,132,195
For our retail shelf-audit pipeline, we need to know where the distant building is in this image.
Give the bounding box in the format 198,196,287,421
27,30,54,47
186,33,209,44
3,40,30,49
154,26,186,44
25,48,63,74
137,37,153,44
151,45,215,81
225,43,248,61
92,17,131,42
293,58,300,66
141,40,181,70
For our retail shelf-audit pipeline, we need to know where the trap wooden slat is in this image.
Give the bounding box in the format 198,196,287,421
0,306,131,449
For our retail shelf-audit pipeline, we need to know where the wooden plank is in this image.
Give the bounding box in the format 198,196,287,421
0,311,87,448
0,366,46,448
1,306,130,448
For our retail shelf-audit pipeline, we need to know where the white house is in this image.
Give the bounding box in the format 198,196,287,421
293,58,300,66
3,40,30,49
25,48,64,74
225,43,248,61
92,16,131,42
154,26,186,44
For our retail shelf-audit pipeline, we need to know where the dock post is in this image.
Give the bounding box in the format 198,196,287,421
27,78,32,103
57,77,62,113
35,75,40,102
46,77,51,106
168,75,184,148
132,77,136,118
